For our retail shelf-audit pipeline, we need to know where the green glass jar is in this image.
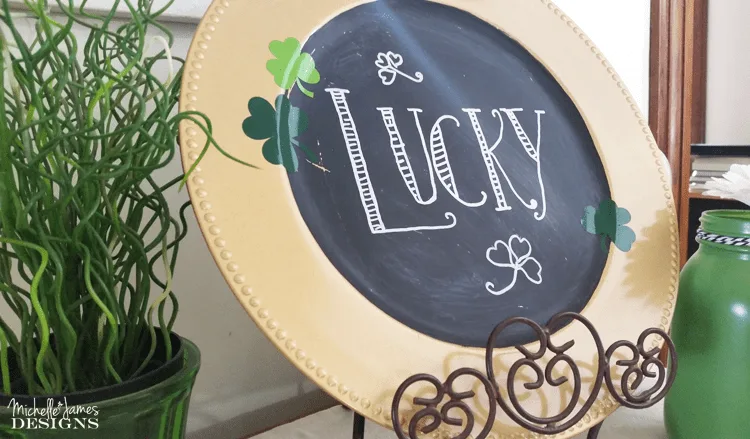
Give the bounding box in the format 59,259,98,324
665,210,750,439
0,337,200,439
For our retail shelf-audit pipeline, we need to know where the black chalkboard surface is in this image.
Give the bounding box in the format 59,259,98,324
288,0,610,348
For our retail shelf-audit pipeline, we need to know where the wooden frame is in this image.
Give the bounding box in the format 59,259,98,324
649,0,708,266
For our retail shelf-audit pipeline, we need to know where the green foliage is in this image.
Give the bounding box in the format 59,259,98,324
582,200,636,252
242,37,320,171
242,95,315,173
266,37,320,98
0,0,253,395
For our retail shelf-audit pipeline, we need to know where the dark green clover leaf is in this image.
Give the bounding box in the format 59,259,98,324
266,37,320,98
242,95,315,173
581,199,636,252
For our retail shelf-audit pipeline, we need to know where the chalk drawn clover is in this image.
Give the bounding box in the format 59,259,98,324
485,235,543,296
375,51,424,86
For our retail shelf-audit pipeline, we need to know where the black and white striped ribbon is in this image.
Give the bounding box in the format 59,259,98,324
696,229,750,247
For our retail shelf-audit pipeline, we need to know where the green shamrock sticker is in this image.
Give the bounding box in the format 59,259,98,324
581,200,636,252
266,37,320,98
242,95,315,173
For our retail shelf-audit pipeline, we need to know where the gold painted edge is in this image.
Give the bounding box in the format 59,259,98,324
177,0,680,437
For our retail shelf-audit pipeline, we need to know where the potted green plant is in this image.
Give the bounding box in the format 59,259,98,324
0,1,252,437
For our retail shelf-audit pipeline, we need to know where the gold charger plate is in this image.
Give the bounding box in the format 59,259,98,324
179,1,678,437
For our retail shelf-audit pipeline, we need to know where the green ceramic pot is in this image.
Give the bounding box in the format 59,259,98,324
665,210,750,439
0,333,200,438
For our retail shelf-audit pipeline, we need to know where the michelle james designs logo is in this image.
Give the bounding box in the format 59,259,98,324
8,398,99,430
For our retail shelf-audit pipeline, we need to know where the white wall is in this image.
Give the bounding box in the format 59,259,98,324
7,0,209,23
1,1,650,438
79,0,208,19
11,0,651,112
555,0,651,115
705,0,750,143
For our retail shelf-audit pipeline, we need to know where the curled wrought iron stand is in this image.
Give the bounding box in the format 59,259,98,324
351,312,677,439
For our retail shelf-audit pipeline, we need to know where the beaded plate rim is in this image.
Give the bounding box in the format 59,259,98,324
178,1,679,437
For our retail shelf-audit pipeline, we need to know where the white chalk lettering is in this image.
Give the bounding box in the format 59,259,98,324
376,107,437,205
464,108,547,220
326,88,549,241
326,88,456,234
429,115,488,207
498,108,547,221
463,108,512,212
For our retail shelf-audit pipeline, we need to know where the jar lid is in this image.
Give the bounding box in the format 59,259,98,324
699,210,750,241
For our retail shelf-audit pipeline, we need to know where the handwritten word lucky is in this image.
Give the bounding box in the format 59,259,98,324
325,88,548,235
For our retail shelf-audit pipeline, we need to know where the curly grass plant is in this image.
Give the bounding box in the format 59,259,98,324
0,0,252,396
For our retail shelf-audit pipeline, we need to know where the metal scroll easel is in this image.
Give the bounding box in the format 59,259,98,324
351,312,676,439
